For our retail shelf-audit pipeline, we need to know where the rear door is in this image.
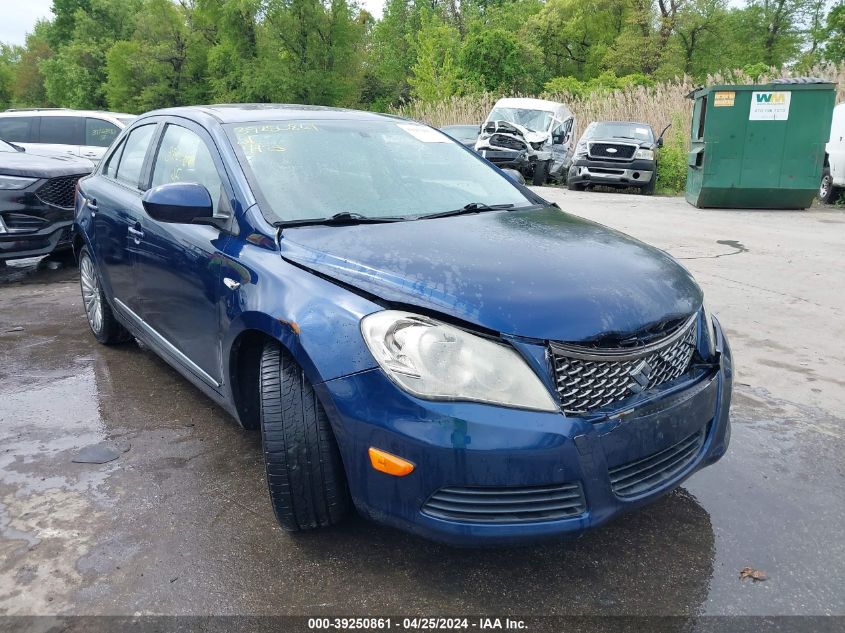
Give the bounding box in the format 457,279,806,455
87,123,159,314
82,117,122,162
35,116,84,158
133,120,233,387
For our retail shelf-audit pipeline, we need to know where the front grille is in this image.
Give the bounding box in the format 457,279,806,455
1,213,48,233
422,482,586,523
608,428,706,498
489,134,526,151
35,175,83,209
588,142,637,160
550,316,697,414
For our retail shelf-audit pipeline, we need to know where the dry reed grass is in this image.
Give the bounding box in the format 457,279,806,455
392,65,845,147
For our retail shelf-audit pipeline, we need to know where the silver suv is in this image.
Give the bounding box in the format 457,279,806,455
0,109,135,162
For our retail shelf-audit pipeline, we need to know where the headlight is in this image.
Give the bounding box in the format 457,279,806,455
361,310,559,412
701,302,718,357
634,148,655,160
0,174,37,190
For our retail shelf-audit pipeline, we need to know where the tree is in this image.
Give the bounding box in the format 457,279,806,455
41,0,141,109
407,13,461,102
460,28,541,93
105,0,196,112
13,22,54,107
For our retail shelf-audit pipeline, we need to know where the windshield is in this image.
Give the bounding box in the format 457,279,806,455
581,122,654,142
486,108,553,133
227,120,532,223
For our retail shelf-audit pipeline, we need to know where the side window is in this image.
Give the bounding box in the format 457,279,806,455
0,117,34,143
114,125,156,189
38,116,84,145
85,119,121,148
151,124,226,217
103,138,126,178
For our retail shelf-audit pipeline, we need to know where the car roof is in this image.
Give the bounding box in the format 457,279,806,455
1,109,135,120
592,120,654,129
492,97,572,120
137,104,403,125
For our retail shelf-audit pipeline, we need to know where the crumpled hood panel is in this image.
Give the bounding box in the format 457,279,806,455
279,207,703,343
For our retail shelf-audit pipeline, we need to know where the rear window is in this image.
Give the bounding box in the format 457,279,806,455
39,116,84,145
0,117,34,143
85,118,121,147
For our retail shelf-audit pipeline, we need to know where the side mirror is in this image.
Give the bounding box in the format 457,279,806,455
142,182,213,224
657,123,672,148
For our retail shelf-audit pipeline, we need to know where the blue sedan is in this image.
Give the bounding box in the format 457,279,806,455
72,105,732,546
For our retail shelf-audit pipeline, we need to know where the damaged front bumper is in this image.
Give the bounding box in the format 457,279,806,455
316,318,732,546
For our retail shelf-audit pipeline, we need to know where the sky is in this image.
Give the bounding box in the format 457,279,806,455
0,0,386,46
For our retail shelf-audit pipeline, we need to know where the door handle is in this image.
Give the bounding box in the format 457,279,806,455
127,225,144,243
223,277,241,290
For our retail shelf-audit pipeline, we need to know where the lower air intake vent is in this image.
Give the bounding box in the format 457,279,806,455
609,428,706,498
422,482,586,523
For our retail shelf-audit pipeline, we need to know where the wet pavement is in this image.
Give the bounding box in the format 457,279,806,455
1,194,844,619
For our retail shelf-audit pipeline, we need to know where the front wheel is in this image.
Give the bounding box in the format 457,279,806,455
532,160,549,186
640,176,656,196
259,341,350,531
819,167,840,204
79,247,132,345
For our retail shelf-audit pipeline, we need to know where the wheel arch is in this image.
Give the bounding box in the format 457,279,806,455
226,314,326,430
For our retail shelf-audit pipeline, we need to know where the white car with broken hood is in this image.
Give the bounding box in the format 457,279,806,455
474,97,575,185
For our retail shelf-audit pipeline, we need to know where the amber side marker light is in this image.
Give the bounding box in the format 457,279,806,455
368,447,415,477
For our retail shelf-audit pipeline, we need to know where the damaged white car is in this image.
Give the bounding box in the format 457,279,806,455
474,97,575,186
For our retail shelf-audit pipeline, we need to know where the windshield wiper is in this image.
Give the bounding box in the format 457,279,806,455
417,202,515,220
276,212,407,229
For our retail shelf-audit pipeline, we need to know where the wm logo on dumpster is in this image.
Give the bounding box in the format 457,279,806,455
755,92,788,104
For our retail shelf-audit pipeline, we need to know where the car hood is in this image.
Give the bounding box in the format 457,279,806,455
0,151,94,178
279,207,702,343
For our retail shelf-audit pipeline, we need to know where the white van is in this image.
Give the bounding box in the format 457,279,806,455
820,102,845,203
0,109,135,162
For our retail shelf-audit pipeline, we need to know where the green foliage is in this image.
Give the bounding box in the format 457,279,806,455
408,14,461,102
655,116,688,195
460,28,541,94
0,0,840,115
544,71,653,98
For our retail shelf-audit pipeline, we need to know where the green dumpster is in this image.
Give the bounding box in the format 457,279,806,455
685,79,835,209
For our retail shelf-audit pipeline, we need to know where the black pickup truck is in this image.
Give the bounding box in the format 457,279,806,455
567,121,669,195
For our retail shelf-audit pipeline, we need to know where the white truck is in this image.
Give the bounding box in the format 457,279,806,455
820,102,845,203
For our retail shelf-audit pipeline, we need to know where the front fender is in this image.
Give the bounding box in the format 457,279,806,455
220,238,382,390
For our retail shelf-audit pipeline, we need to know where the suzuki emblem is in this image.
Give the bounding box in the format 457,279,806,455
627,360,652,393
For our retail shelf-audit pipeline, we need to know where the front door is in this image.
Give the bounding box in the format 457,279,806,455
134,121,233,388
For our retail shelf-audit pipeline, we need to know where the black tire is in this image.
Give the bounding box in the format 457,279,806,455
819,167,840,204
532,160,549,186
259,341,350,531
641,176,656,195
78,246,132,345
567,180,585,191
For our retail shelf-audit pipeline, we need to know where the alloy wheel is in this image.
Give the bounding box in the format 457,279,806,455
820,174,831,199
80,255,103,334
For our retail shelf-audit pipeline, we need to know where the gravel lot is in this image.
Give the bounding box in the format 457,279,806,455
1,190,843,623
